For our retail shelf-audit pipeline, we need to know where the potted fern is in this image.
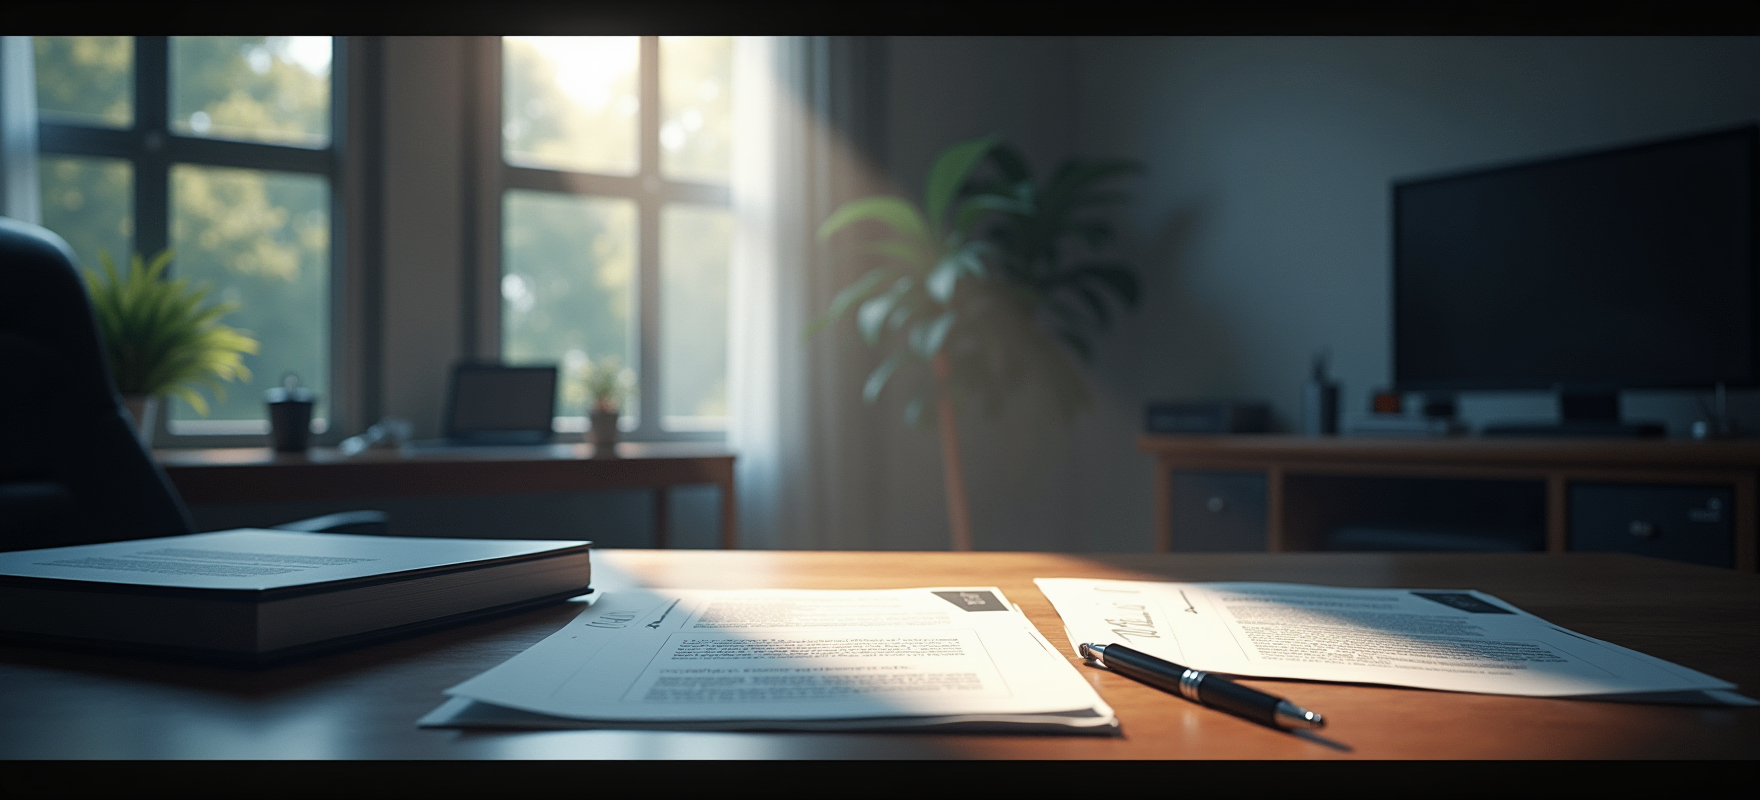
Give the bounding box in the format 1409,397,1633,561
816,135,1142,550
84,250,260,445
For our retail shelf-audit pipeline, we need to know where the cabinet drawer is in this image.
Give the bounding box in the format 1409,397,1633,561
1568,483,1734,568
1170,470,1267,551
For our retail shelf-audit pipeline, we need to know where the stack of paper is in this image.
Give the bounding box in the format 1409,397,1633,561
1036,578,1751,705
422,585,1116,733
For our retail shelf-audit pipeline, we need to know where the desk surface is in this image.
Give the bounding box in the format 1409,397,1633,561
1,551,1755,759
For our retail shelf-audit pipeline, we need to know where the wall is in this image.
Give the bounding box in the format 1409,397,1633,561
1063,36,1760,550
381,37,466,439
870,36,1760,553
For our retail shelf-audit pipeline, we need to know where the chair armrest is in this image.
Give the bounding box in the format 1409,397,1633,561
271,510,390,535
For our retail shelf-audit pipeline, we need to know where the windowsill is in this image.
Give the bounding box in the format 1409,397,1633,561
167,419,330,436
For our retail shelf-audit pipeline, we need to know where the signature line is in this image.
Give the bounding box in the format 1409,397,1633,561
646,598,682,629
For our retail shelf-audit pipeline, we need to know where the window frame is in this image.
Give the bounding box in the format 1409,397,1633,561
475,36,732,443
36,35,362,448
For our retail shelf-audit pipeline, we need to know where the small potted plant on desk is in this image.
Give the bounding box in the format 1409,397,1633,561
585,356,634,457
84,250,259,446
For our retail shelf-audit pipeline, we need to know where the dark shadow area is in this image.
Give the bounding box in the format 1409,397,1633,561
1284,475,1546,553
0,598,584,698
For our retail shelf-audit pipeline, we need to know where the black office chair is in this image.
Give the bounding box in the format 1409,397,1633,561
0,217,384,552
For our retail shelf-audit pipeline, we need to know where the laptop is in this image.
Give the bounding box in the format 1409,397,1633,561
408,364,559,449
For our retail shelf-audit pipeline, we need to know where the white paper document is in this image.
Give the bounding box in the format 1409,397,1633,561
1036,578,1747,702
421,586,1116,733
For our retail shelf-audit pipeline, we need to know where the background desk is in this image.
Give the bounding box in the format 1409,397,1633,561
1,551,1754,759
158,444,737,549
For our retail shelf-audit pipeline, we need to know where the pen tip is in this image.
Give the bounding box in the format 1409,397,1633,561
1274,701,1325,730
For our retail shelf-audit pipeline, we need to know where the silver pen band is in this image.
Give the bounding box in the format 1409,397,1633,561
1178,668,1205,701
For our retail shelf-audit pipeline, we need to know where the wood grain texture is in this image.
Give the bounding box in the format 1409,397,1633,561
0,550,1753,759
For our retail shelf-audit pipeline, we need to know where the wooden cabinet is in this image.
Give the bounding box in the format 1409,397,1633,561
1140,435,1760,571
1568,483,1734,568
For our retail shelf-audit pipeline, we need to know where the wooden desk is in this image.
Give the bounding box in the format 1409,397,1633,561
0,551,1754,759
1141,435,1760,570
157,443,737,549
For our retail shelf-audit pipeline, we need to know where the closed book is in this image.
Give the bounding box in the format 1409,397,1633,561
0,529,591,664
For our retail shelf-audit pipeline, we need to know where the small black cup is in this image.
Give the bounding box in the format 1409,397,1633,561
266,375,316,452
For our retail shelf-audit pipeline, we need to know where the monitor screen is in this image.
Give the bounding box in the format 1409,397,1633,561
447,366,557,435
1393,125,1757,391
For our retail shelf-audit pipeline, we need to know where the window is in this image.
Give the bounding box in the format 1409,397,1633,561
34,36,341,441
498,36,733,438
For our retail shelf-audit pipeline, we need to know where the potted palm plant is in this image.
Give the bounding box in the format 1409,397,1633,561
83,249,259,445
816,135,1143,550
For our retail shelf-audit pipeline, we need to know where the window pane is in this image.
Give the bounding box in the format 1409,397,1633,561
661,204,730,429
171,36,331,148
34,36,133,128
659,37,732,184
503,36,639,176
38,155,132,272
503,190,638,420
168,165,330,432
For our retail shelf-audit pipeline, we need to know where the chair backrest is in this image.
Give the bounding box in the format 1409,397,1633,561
0,217,193,551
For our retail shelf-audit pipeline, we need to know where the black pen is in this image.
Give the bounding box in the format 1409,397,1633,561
1080,642,1325,730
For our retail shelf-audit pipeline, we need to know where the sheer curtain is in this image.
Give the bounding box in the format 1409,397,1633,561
0,36,41,223
728,37,888,550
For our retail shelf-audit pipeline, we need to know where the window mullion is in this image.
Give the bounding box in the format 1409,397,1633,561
133,36,169,264
635,35,662,437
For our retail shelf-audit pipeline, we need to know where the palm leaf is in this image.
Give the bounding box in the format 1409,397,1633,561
819,196,931,245
864,351,906,402
865,239,934,270
924,134,1000,236
978,142,1034,187
950,193,1031,236
857,277,913,344
807,267,899,338
903,394,927,427
1059,262,1142,308
1045,159,1144,203
909,311,956,358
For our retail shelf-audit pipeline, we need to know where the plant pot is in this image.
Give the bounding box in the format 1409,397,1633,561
589,409,621,457
121,394,158,448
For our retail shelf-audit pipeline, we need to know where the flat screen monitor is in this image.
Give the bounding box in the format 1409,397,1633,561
1393,125,1758,393
444,364,557,443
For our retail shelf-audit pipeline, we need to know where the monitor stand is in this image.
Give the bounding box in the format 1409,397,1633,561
1481,390,1665,439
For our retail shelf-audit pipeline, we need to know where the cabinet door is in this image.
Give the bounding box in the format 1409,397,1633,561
1568,483,1734,568
1170,470,1267,551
